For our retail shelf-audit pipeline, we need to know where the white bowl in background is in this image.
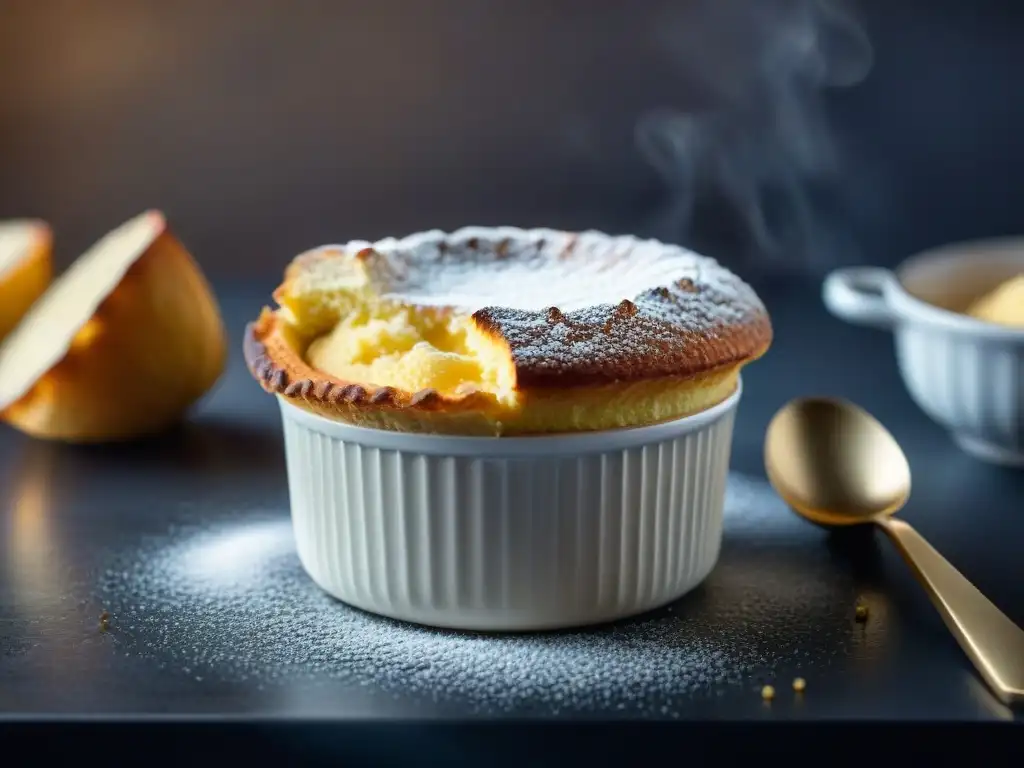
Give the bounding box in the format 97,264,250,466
276,382,742,631
823,238,1024,467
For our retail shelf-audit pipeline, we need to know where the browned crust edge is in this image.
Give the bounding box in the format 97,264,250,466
243,308,768,420
243,310,497,415
470,301,772,389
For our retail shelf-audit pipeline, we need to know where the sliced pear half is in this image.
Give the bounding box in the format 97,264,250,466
0,211,227,442
0,220,52,341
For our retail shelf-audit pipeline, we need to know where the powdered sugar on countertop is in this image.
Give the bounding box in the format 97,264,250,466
96,474,864,716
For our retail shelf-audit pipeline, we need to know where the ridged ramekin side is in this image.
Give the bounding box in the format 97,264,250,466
896,328,1024,465
279,397,737,631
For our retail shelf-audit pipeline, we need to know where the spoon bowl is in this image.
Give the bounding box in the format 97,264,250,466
764,396,1024,706
764,397,911,527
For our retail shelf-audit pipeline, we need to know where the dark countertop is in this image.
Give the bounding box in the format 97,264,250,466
1,279,1022,745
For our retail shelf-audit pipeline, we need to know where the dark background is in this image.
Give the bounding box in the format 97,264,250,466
2,0,1023,281
3,2,1024,741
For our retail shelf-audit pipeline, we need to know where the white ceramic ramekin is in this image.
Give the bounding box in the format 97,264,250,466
277,382,741,631
823,238,1024,467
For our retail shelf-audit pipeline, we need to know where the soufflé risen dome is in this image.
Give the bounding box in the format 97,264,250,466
244,227,773,435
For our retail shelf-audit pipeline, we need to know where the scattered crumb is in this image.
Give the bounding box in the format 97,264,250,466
792,677,806,693
761,685,775,701
99,610,111,632
855,602,869,623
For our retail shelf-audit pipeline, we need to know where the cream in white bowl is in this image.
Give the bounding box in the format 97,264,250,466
823,238,1024,467
277,381,741,631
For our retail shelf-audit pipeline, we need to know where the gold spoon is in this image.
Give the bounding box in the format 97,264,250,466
764,396,1024,706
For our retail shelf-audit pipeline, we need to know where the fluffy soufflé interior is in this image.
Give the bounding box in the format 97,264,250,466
304,301,517,403
277,265,518,405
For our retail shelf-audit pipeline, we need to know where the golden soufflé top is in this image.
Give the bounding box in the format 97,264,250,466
244,227,773,435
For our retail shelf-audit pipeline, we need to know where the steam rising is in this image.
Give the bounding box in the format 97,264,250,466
637,0,873,272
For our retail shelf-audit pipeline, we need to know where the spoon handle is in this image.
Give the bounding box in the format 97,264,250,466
877,517,1024,706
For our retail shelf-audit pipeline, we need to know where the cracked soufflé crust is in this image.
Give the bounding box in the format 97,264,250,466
243,227,772,436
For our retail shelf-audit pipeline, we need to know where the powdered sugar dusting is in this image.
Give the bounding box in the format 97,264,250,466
330,227,763,323
292,227,771,386
96,473,857,716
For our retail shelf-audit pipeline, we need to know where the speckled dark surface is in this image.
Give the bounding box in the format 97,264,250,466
0,278,1022,722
